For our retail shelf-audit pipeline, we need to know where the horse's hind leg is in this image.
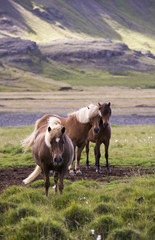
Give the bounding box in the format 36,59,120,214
86,141,90,169
75,143,85,175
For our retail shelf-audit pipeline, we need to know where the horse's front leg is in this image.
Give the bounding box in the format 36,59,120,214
86,140,90,169
58,171,65,194
95,143,101,173
104,140,111,173
44,169,50,197
54,171,58,194
75,143,85,175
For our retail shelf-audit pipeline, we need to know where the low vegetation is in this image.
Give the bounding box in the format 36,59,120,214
0,175,154,239
0,125,154,239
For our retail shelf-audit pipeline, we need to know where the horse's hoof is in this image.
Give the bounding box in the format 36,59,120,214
96,168,102,173
69,170,75,176
76,170,82,175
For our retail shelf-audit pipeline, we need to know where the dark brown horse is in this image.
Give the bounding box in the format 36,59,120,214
23,117,74,196
85,102,112,173
22,104,102,175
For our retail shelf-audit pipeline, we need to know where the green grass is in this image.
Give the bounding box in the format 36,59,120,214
44,66,155,88
1,61,155,92
0,125,155,239
0,125,155,169
0,175,154,239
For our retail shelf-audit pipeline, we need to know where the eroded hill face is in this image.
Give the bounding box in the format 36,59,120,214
0,0,155,91
0,0,155,51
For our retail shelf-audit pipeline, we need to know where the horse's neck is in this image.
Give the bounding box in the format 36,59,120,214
66,115,91,136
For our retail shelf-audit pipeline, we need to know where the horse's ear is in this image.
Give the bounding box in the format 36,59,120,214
48,126,51,132
61,127,65,134
98,102,102,109
108,102,111,107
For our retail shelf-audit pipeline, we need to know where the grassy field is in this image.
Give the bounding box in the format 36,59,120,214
0,125,155,239
0,125,155,169
1,63,155,92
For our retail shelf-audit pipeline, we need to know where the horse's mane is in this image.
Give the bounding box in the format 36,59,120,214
45,117,63,147
68,104,99,123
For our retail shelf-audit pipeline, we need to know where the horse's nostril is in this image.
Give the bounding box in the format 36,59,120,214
94,127,99,134
54,157,63,164
103,123,108,128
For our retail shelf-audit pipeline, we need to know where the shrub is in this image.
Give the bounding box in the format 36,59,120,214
64,202,93,231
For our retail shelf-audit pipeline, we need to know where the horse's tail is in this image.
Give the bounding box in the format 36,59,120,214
23,165,42,185
21,119,40,152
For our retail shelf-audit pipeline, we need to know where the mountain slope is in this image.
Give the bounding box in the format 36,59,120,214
0,0,155,52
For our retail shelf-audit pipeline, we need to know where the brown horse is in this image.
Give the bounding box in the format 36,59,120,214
85,102,112,173
23,117,74,196
22,104,101,175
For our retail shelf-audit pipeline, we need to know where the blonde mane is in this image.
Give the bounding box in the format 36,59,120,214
45,117,63,148
68,104,99,123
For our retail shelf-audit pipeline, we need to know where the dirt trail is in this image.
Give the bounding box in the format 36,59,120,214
0,165,154,193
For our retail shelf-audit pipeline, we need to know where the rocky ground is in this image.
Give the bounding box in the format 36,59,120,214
0,36,155,73
0,111,155,127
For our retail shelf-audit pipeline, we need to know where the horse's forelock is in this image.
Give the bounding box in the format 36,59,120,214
87,104,99,119
45,117,63,147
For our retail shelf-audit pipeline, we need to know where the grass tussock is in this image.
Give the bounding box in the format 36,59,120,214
0,174,154,240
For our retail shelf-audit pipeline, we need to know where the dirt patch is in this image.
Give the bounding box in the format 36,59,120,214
0,165,154,194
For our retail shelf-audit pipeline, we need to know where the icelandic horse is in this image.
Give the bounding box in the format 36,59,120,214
22,104,102,177
86,102,112,173
23,117,74,196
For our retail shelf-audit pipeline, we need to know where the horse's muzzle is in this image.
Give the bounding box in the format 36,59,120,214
94,127,100,134
53,157,63,166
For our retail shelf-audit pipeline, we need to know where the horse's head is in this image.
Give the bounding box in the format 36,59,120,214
98,102,111,128
90,115,103,134
45,117,66,166
49,126,65,166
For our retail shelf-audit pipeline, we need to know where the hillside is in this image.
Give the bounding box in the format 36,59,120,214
0,0,155,91
1,0,155,51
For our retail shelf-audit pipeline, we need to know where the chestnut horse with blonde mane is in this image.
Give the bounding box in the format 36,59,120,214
23,117,74,196
22,104,101,175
